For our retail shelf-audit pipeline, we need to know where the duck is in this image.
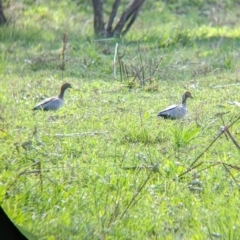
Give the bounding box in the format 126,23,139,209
157,91,193,119
33,83,72,111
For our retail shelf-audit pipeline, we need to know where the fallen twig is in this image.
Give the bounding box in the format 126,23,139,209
211,83,240,88
177,114,240,179
20,170,49,175
120,169,153,220
190,115,240,168
177,162,204,179
224,126,240,149
52,131,109,138
1,161,41,201
222,163,239,185
189,131,223,168
122,164,155,171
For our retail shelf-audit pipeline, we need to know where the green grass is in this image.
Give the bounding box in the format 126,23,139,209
1,0,240,239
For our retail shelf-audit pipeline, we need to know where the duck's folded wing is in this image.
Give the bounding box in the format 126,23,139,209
158,104,178,114
33,97,62,111
157,104,180,119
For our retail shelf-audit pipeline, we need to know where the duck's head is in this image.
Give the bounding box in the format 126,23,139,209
184,91,193,99
182,91,193,104
61,83,72,92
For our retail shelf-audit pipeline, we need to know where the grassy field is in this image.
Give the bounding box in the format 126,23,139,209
1,0,240,239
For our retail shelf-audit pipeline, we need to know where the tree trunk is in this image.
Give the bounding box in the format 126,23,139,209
92,0,147,38
0,0,6,25
92,0,105,37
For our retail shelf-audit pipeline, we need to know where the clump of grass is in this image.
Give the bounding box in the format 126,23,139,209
171,124,200,149
122,127,153,144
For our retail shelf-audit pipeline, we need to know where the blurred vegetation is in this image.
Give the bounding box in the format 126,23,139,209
1,0,240,239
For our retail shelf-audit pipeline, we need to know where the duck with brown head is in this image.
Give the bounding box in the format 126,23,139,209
157,91,193,119
33,83,72,111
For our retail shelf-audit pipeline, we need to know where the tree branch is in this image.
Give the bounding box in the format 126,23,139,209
122,8,140,36
106,0,122,37
113,0,146,37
